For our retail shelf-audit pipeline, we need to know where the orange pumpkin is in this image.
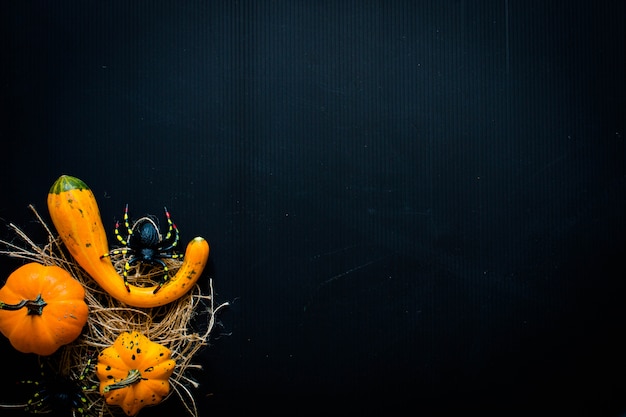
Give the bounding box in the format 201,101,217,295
95,331,176,416
0,262,88,356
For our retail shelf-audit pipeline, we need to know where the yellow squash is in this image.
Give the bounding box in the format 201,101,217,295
47,175,209,308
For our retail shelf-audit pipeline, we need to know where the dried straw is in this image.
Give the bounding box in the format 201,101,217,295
0,205,228,417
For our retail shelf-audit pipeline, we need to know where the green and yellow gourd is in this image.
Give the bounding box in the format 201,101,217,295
47,175,209,308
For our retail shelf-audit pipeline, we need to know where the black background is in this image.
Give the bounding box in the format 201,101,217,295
1,1,625,416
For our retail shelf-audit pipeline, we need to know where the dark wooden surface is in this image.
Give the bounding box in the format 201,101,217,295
1,1,625,415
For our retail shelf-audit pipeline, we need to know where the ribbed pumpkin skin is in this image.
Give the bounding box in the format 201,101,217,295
95,331,176,416
0,263,88,356
47,174,210,308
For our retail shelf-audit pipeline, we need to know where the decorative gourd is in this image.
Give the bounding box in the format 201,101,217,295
0,262,88,356
47,174,210,308
95,331,176,416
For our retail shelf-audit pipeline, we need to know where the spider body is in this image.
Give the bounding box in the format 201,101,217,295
100,204,183,294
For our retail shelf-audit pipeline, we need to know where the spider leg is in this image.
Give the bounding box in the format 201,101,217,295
157,252,184,260
111,204,132,247
100,204,132,259
26,390,51,413
113,218,128,246
120,204,133,244
74,398,89,417
150,258,170,294
69,353,97,416
78,352,98,388
159,206,180,252
123,256,140,292
20,361,50,413
100,247,130,260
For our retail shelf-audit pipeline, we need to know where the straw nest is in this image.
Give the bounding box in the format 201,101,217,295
0,205,228,417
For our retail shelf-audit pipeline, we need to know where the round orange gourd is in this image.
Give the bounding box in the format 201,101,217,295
0,262,88,356
47,174,210,308
95,331,176,416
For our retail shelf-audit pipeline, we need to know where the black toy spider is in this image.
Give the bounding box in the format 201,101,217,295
100,204,183,294
13,355,97,417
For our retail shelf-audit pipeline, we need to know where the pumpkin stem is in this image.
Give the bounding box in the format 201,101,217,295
103,369,143,393
0,294,47,315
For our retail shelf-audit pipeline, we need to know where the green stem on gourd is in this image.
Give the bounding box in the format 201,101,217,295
103,369,143,393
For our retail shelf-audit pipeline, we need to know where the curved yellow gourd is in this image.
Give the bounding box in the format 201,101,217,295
47,174,209,308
